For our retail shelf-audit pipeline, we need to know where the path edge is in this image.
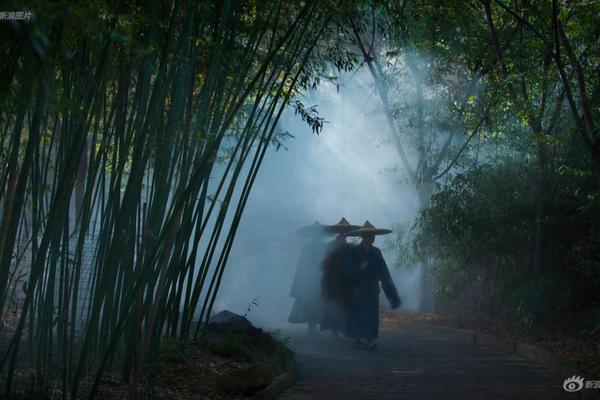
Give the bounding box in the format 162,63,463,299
254,357,298,399
381,318,600,400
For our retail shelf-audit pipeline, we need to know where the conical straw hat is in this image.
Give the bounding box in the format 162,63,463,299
346,220,392,236
296,221,332,238
323,217,361,234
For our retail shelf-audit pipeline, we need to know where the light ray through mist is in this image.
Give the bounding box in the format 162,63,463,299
214,70,421,328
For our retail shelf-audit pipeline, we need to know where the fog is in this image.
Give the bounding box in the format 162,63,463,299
213,70,422,329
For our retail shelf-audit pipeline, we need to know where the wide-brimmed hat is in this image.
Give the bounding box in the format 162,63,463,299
296,221,331,238
323,217,361,234
346,220,392,236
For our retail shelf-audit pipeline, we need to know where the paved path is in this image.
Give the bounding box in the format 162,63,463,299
278,327,578,400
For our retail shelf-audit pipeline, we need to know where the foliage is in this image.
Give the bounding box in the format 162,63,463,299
409,155,600,325
506,277,570,329
157,337,190,365
346,0,600,331
208,333,260,363
0,0,349,397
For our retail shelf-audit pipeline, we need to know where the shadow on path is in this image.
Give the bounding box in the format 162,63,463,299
278,327,575,399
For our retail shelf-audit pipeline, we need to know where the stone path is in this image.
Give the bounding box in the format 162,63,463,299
278,327,578,400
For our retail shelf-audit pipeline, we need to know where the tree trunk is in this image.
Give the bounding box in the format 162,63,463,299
417,182,434,313
74,139,89,223
533,141,549,278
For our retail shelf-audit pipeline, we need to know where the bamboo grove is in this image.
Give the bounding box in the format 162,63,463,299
0,0,343,397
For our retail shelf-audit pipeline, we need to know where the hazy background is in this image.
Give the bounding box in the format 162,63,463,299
214,70,421,330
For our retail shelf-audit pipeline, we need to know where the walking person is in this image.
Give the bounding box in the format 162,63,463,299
288,222,330,335
320,218,360,339
344,221,401,350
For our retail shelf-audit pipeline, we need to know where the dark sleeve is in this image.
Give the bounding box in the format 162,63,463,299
376,249,401,309
321,244,340,298
342,246,362,284
322,244,349,300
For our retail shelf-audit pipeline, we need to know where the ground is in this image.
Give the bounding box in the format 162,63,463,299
383,311,600,376
6,313,290,399
279,327,581,400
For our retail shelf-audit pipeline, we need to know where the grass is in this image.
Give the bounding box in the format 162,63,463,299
207,333,261,363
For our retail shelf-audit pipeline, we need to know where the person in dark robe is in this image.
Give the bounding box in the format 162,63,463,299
343,221,401,350
320,218,360,339
288,222,329,335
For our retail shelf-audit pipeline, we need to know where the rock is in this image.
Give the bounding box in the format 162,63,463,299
208,310,254,334
215,363,273,395
207,310,284,360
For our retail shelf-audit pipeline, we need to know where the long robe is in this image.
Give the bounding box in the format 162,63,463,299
288,238,327,324
343,244,400,340
320,237,350,333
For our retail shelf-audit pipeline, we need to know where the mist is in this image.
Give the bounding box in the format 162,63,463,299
213,70,422,329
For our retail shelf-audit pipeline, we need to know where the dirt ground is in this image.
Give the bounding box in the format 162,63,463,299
6,315,291,400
